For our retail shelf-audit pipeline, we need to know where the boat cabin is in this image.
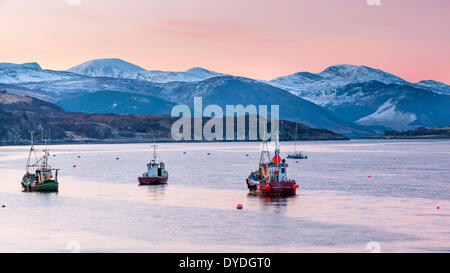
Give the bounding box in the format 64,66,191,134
144,162,166,177
259,160,289,183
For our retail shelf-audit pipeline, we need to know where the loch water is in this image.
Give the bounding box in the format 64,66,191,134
0,139,449,252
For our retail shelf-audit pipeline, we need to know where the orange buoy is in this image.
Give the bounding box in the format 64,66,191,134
237,204,243,209
265,184,271,190
73,165,76,168
292,184,298,189
437,206,440,210
273,156,281,163
274,170,278,175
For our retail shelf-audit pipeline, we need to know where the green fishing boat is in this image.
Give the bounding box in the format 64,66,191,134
21,133,59,192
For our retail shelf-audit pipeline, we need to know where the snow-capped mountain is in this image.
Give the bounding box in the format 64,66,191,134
2,59,449,134
131,67,225,83
415,80,450,95
319,64,406,85
67,58,146,78
268,64,450,130
320,81,450,130
0,62,81,84
270,64,407,99
67,58,225,83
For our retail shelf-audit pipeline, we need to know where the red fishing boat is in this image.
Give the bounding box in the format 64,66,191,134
246,134,298,196
138,145,168,185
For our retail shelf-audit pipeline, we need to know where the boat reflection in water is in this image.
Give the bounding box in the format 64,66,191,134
141,184,167,200
248,194,298,214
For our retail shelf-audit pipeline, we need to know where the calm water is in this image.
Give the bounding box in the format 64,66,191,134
0,140,449,252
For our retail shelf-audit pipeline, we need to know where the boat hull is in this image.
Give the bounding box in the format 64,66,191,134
138,176,168,185
21,180,59,192
247,179,297,196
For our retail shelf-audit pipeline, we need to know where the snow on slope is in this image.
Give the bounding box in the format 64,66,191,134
318,64,406,85
131,67,225,83
269,64,407,103
0,62,80,84
266,64,450,130
1,59,224,85
356,99,417,130
415,80,450,95
67,59,225,83
67,58,146,78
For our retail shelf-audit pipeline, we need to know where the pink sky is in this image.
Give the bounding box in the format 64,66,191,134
0,0,449,83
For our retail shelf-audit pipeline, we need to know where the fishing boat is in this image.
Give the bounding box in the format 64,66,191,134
286,152,308,159
246,134,298,196
138,145,168,185
21,133,59,192
287,123,308,159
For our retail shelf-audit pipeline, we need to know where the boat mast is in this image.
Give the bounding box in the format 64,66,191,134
152,144,158,163
43,139,49,169
293,123,297,153
259,124,271,165
26,131,39,173
274,131,280,158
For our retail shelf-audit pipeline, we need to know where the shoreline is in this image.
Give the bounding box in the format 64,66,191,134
363,136,450,140
0,137,350,147
4,135,449,146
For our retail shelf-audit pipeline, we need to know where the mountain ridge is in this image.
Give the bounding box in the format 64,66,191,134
67,58,225,83
1,59,449,134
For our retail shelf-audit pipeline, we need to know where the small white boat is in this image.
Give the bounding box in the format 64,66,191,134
287,151,308,159
287,123,308,159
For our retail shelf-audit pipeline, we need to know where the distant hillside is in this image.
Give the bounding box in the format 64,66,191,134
0,92,347,145
269,65,450,130
135,76,377,137
9,75,375,137
322,81,450,130
57,91,177,115
383,126,450,139
0,90,63,114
